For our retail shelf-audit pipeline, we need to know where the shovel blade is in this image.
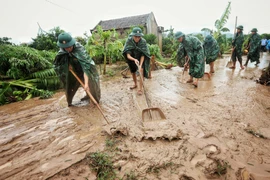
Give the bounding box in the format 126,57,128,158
142,107,166,122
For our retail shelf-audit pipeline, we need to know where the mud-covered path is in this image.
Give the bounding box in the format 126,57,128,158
0,54,270,180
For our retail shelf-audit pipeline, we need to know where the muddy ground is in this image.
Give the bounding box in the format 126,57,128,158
0,54,270,180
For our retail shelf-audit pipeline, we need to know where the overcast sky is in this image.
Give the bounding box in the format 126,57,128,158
1,0,269,44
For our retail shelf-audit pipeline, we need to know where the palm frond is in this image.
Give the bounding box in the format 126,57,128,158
218,1,231,29
25,76,60,89
31,68,57,79
215,20,220,30
201,28,212,33
221,27,230,32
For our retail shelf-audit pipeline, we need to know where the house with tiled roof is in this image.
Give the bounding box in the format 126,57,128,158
90,12,164,50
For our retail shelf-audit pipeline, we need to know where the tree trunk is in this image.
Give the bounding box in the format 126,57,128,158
103,54,107,75
103,41,107,75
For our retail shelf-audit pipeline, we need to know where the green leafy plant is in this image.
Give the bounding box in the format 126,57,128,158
0,44,59,105
148,44,162,59
144,34,158,45
86,25,123,75
201,1,232,54
86,151,116,180
0,79,54,105
29,26,64,51
122,171,138,180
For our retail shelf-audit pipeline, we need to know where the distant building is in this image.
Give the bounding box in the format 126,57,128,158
90,12,164,51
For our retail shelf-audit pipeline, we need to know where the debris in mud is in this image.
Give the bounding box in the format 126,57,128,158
186,97,198,103
103,121,185,141
86,151,116,180
146,162,181,175
179,174,196,180
256,63,270,86
244,128,267,139
235,168,255,180
215,159,230,176
204,159,230,178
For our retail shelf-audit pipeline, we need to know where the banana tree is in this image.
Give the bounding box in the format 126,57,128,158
87,25,122,75
201,1,231,53
0,68,59,105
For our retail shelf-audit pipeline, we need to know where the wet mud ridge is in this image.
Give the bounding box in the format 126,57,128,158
1,54,270,179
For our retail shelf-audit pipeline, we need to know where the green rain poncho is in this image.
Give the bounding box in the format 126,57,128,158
247,33,261,62
176,43,186,67
178,35,205,78
232,31,244,58
54,42,101,105
203,35,220,64
122,37,151,78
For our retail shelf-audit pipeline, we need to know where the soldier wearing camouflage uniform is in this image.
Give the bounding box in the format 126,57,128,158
203,35,220,73
230,25,245,69
175,31,205,87
54,32,101,106
244,28,261,66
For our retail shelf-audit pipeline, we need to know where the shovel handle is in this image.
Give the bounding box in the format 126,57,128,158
136,64,153,120
69,68,109,124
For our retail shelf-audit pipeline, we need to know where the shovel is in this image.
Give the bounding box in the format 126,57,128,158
136,64,166,121
181,57,190,83
226,48,235,68
69,67,110,124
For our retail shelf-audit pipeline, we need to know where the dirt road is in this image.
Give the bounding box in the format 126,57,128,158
0,54,270,180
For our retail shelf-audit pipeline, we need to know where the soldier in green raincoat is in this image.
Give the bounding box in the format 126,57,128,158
54,32,100,106
175,31,205,87
203,35,220,73
244,28,261,66
230,25,245,69
122,27,151,95
176,43,186,67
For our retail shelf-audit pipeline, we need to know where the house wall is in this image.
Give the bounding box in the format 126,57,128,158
146,13,163,52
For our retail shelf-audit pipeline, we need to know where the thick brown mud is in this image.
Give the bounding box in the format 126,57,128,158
1,54,270,180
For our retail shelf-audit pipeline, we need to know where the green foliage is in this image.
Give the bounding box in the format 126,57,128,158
162,27,179,58
0,37,13,45
190,33,204,42
0,79,54,105
30,68,61,90
86,151,116,180
201,2,231,54
0,44,56,79
122,171,138,180
243,34,250,51
0,44,60,105
144,34,157,45
29,26,64,51
215,160,230,176
261,33,270,39
86,25,124,75
75,36,87,46
148,44,162,59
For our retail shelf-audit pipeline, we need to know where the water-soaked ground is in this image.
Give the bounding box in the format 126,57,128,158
0,54,270,180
